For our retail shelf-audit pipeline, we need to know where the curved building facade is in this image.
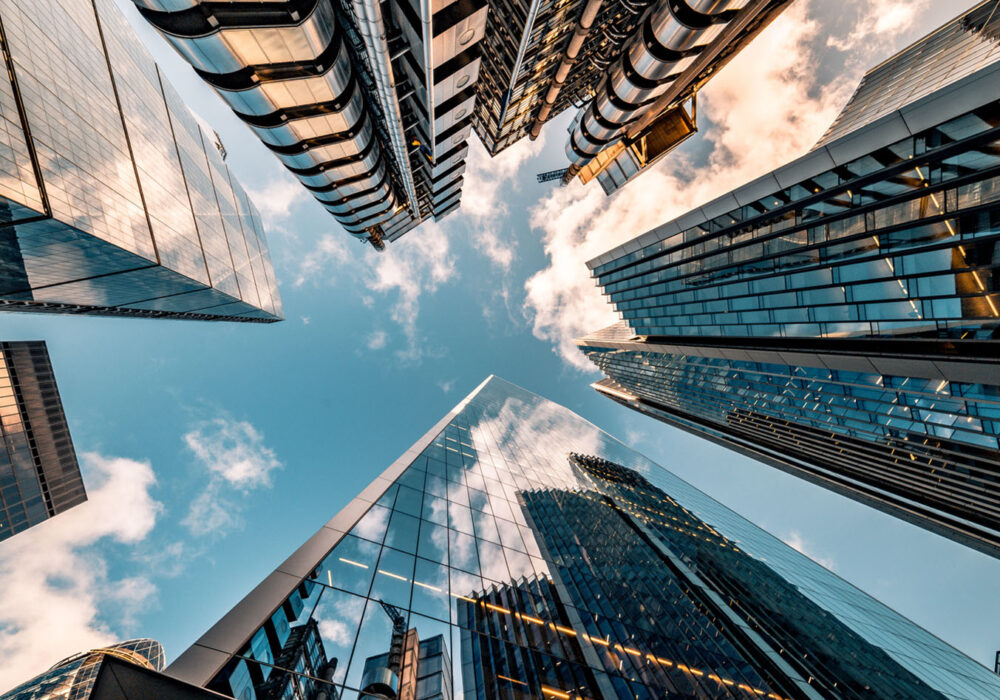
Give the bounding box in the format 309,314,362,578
133,0,487,250
0,639,164,699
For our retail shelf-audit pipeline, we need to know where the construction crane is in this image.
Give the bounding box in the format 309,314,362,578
379,600,408,678
536,168,569,184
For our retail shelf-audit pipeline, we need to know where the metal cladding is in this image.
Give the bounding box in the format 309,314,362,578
133,1,399,239
134,0,487,248
566,0,746,168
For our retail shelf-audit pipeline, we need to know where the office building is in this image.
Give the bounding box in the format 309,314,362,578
0,638,229,700
578,2,1000,557
0,0,282,322
161,376,1000,699
132,0,790,248
0,340,83,542
0,639,164,699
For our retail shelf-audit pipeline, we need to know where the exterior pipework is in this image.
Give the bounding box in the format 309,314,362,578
528,0,604,140
132,0,402,240
353,0,421,217
564,0,747,172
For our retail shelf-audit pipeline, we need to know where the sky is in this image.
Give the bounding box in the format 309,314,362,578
2,0,999,691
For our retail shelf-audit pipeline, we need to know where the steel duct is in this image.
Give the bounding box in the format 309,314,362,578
133,0,401,239
565,0,748,169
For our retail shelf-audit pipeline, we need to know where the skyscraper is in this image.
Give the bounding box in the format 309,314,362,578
161,376,1000,699
0,638,227,700
579,2,1000,557
0,0,282,322
131,0,791,248
0,340,83,542
0,639,165,699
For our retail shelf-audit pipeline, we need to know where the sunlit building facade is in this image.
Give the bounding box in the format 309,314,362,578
132,0,792,248
0,639,165,699
0,340,83,541
0,0,282,321
579,2,1000,558
163,376,1000,699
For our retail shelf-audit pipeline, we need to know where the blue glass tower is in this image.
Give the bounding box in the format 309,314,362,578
579,2,1000,558
155,376,1000,699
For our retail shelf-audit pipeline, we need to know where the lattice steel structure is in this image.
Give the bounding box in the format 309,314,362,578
160,376,1000,700
579,2,1000,558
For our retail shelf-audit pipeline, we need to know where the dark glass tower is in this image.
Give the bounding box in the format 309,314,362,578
0,0,282,321
161,376,1000,699
579,2,1000,558
0,340,83,541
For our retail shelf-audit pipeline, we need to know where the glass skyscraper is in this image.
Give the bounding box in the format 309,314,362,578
159,376,1000,700
579,2,1000,558
0,639,165,699
0,340,83,542
0,0,282,322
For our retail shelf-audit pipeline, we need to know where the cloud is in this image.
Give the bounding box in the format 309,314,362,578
295,233,353,287
365,222,456,363
783,531,837,571
366,330,388,351
826,0,926,53
246,176,309,226
438,379,456,394
523,0,862,370
458,135,546,271
0,453,161,691
182,417,282,536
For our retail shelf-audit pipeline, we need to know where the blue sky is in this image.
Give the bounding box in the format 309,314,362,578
2,0,1000,690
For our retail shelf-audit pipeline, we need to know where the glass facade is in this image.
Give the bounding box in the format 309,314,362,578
173,376,1000,700
0,0,282,322
580,4,1000,559
0,340,83,542
0,639,164,700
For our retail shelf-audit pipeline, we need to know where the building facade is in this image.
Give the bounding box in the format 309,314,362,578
0,0,282,322
162,376,1000,699
132,0,791,248
579,2,1000,557
0,340,83,541
0,639,165,699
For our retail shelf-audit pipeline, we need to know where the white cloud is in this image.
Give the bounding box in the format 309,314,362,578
826,0,926,52
0,453,161,691
457,135,547,271
365,222,456,363
246,176,309,226
301,316,311,325
784,531,837,571
182,417,282,536
523,0,861,370
295,233,353,287
438,379,456,394
366,330,388,351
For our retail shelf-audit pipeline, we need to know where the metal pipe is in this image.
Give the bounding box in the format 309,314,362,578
353,0,421,216
564,0,746,171
529,0,604,140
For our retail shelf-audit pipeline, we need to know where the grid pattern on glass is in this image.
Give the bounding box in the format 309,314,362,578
0,638,164,700
590,106,1000,341
815,1,1000,147
0,341,83,542
202,377,1000,700
0,0,282,322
